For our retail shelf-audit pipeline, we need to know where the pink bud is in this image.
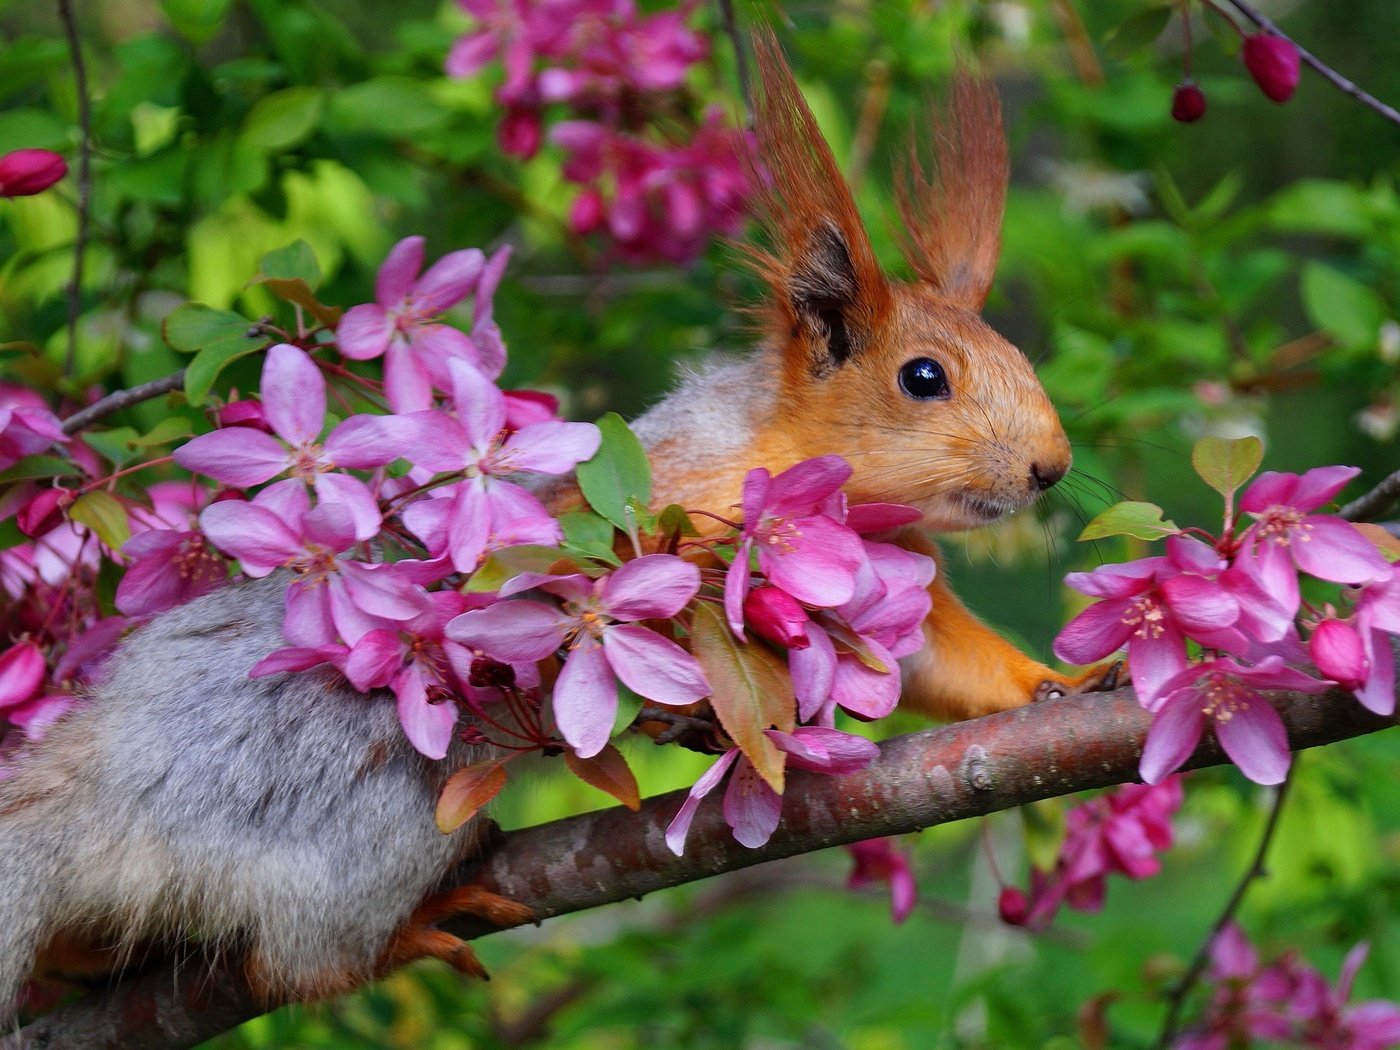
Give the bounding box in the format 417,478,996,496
0,149,68,198
16,487,69,538
568,188,605,235
0,640,46,709
1171,82,1207,123
1310,618,1368,690
214,398,270,432
1242,34,1301,103
998,886,1030,926
498,106,543,160
743,585,811,650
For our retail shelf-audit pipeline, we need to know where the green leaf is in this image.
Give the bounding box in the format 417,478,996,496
612,683,646,736
1104,6,1173,59
0,455,79,485
184,340,269,407
135,417,194,448
1078,501,1180,542
257,278,343,328
160,0,235,43
689,602,794,793
559,511,623,565
576,413,651,532
1021,798,1067,873
257,240,321,287
564,744,641,811
462,545,579,593
656,503,699,539
238,86,324,152
0,515,25,551
162,303,262,356
1300,262,1386,347
435,757,509,833
1191,436,1263,498
69,491,131,551
82,427,143,467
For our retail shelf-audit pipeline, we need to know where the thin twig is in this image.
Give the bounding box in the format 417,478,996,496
57,0,94,380
1219,0,1400,127
60,370,187,435
1341,468,1400,523
1154,765,1296,1049
716,0,753,125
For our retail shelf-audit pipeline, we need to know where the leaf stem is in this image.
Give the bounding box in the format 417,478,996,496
57,0,93,381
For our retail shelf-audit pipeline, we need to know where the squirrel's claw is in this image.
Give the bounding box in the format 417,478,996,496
1032,660,1127,703
382,885,537,982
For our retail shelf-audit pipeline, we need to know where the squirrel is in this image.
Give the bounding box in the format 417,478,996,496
0,34,1116,1028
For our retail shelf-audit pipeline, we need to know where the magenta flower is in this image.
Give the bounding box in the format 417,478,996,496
1242,33,1301,103
0,148,67,197
743,585,810,650
0,640,45,710
1309,617,1368,691
845,838,918,924
447,554,707,758
1140,656,1326,785
0,382,67,472
401,359,599,571
665,726,880,854
1350,567,1400,715
199,486,428,648
1235,466,1390,633
174,344,410,540
337,236,503,412
724,456,866,638
117,482,226,617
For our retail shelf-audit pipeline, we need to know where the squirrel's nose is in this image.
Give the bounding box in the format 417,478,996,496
1030,461,1066,492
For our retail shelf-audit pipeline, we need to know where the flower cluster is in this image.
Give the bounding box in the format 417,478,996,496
1054,453,1395,787
1177,925,1400,1049
0,234,921,860
446,0,752,263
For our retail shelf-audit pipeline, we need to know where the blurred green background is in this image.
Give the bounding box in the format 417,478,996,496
3,0,1399,1045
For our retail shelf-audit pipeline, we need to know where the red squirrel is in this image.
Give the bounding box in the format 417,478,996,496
0,35,1114,1024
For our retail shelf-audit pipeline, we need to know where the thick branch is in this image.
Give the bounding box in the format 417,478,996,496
8,683,1393,1050
60,371,186,435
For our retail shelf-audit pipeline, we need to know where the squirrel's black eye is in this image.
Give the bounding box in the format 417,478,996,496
898,357,950,400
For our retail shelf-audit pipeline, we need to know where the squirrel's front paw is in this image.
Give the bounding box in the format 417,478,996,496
1032,660,1126,702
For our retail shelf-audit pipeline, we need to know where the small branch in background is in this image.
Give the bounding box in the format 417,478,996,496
60,370,187,435
1047,0,1106,89
57,0,94,381
1341,468,1400,523
716,0,754,125
1218,0,1400,128
1153,765,1296,1049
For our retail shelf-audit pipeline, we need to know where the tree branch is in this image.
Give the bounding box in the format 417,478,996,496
56,0,93,381
7,681,1394,1050
60,371,187,435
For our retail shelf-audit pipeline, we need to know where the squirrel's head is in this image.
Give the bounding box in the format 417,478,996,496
746,34,1069,532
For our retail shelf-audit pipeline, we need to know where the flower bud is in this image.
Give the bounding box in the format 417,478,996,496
998,886,1030,927
0,149,68,198
16,487,69,538
1310,618,1368,690
1171,82,1207,123
498,106,543,160
0,640,46,709
743,585,811,650
1242,34,1300,103
214,398,270,432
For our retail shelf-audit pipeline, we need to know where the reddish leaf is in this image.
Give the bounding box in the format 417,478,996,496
564,743,641,811
689,601,794,793
435,757,509,833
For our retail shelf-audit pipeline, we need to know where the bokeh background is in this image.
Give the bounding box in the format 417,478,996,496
3,0,1399,1045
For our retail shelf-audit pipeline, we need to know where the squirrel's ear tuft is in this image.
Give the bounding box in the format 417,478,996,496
745,30,890,374
895,75,1008,310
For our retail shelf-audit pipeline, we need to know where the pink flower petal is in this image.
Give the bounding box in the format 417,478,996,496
384,339,435,414
844,502,923,533
1127,623,1189,709
324,413,416,469
395,663,458,759
1160,574,1239,633
448,359,507,452
1063,558,1162,600
282,580,335,647
1310,619,1368,690
665,748,740,856
261,344,326,447
552,635,617,759
446,599,567,662
338,561,429,623
760,516,863,608
376,236,425,308
0,641,45,708
829,643,902,720
446,29,498,78
767,726,878,774
765,455,851,513
724,543,752,639
336,302,394,361
412,248,485,316
600,554,701,621
312,472,382,542
740,467,771,527
1289,464,1362,511
199,501,300,575
447,481,491,572
249,645,345,678
1139,692,1206,784
301,501,358,551
414,324,482,389
1292,516,1391,585
1214,694,1290,785
722,756,783,848
602,623,709,704
791,624,837,721
173,428,287,487
500,421,601,475
1053,598,1137,665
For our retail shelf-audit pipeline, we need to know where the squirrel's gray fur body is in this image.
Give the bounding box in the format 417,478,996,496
0,574,485,1022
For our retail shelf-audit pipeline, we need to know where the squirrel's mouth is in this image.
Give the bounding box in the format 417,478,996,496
955,490,1019,522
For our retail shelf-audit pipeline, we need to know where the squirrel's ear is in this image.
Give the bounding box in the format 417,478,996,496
895,75,1008,310
746,31,890,374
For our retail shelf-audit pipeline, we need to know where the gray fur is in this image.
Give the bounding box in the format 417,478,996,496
631,353,772,460
0,576,485,1021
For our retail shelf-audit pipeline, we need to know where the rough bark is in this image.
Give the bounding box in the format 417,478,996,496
5,684,1395,1050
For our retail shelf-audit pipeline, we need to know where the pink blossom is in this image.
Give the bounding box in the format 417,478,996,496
1242,33,1301,103
0,148,67,197
0,383,67,472
742,586,810,650
338,237,505,411
1309,617,1368,691
1349,568,1400,715
1140,656,1327,785
0,641,45,710
400,359,599,571
117,482,226,617
1004,777,1183,931
199,486,428,648
447,554,707,757
174,344,410,540
664,726,880,854
724,456,866,639
845,838,918,924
